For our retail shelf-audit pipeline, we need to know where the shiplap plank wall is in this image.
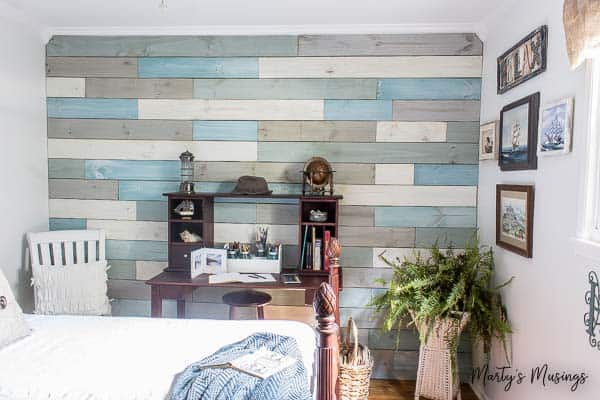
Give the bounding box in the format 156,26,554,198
46,34,481,380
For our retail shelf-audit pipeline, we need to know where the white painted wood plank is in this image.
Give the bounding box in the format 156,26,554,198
135,261,168,280
259,56,482,78
47,139,257,161
87,220,167,241
335,184,477,207
376,122,447,142
138,99,323,120
214,223,297,245
375,164,414,185
46,77,85,97
49,199,137,220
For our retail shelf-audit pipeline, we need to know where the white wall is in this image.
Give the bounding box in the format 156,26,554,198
478,0,599,399
0,4,48,310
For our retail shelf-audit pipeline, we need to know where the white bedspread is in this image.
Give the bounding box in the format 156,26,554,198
0,315,316,400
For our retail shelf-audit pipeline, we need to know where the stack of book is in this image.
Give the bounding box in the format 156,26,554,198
299,226,331,271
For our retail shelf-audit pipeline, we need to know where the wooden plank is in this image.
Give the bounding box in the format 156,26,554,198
49,218,87,231
184,302,229,319
106,260,136,280
340,247,373,268
214,223,297,245
368,328,471,351
87,220,167,241
47,98,138,119
136,201,168,222
335,184,477,207
340,306,385,328
339,206,374,227
46,57,137,77
298,34,483,56
110,299,152,317
415,227,477,247
48,159,84,178
340,226,415,247
107,279,150,300
446,122,479,143
214,203,257,223
256,203,298,224
193,121,257,141
193,78,377,99
191,287,305,306
339,288,374,308
46,77,85,97
106,239,167,261
374,206,477,228
85,160,179,181
392,100,480,122
258,121,376,142
376,121,447,142
47,35,298,57
85,78,193,98
258,142,478,164
138,57,258,78
138,99,323,120
49,199,137,220
48,118,193,140
48,139,257,161
263,306,315,325
414,164,479,186
119,181,179,201
259,56,482,78
373,247,428,268
375,164,414,185
135,261,168,280
376,78,481,100
49,178,118,200
324,100,392,120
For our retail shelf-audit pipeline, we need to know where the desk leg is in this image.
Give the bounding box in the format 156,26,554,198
151,286,162,318
177,299,186,319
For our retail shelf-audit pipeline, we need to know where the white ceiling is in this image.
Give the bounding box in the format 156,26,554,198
2,0,513,37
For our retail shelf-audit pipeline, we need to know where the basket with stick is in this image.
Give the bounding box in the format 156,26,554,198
339,317,373,400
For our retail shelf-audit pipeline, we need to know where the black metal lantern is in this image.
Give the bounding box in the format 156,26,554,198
179,150,195,193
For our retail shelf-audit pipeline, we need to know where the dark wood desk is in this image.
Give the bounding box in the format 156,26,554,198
146,270,340,323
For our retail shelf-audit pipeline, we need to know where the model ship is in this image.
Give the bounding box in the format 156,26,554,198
511,120,521,151
541,116,565,151
174,200,194,219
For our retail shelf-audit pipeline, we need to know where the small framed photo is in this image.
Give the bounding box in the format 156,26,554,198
538,98,574,156
496,185,535,258
499,92,540,171
479,121,499,160
191,248,227,279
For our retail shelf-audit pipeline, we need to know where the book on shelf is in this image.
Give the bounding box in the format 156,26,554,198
323,230,331,271
299,225,309,269
314,239,321,271
311,227,316,270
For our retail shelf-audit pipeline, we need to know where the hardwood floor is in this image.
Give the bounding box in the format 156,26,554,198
369,379,479,400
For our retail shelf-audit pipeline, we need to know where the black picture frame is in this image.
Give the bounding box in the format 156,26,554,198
499,92,540,171
497,25,547,94
496,184,535,258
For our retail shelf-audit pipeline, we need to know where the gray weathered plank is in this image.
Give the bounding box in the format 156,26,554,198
47,35,298,57
447,121,480,143
258,142,478,164
257,204,299,225
48,159,84,179
258,121,376,142
298,34,483,56
48,119,193,140
47,57,137,77
340,247,374,268
106,260,136,280
339,206,374,227
86,78,193,98
49,179,118,200
107,279,150,300
193,78,377,99
340,227,415,247
415,227,477,247
392,100,481,122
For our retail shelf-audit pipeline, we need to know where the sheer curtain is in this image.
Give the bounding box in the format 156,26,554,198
564,0,600,68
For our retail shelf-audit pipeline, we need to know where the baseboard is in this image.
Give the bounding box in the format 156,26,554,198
469,383,491,400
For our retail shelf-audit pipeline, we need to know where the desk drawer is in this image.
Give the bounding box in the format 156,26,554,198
169,245,202,270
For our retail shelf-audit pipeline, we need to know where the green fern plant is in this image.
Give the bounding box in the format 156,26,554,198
370,239,513,359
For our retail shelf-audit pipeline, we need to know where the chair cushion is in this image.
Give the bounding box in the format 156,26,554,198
33,261,111,316
0,268,31,349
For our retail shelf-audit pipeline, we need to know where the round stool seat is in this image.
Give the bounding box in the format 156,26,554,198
223,290,272,320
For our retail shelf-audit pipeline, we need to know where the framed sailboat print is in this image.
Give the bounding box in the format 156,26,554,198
499,92,540,171
538,98,574,156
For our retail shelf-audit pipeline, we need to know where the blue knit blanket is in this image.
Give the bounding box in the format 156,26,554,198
169,332,312,400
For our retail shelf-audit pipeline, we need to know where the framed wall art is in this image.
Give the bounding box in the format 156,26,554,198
496,184,534,258
191,248,227,278
497,25,547,94
499,92,540,171
479,121,499,160
539,97,574,156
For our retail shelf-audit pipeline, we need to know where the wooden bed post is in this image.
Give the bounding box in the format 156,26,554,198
314,282,339,400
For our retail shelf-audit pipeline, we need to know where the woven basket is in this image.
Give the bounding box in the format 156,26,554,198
339,317,373,400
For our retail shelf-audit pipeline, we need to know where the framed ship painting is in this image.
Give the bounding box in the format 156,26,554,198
497,25,547,94
539,98,574,156
479,121,499,160
499,92,540,171
496,184,534,258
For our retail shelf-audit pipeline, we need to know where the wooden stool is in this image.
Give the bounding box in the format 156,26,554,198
222,290,272,320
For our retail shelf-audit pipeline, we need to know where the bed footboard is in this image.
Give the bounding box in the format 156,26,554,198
313,282,339,400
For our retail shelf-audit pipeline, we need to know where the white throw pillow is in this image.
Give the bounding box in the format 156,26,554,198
0,268,31,349
33,261,111,316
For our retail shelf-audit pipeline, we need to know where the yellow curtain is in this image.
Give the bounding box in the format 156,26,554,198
564,0,600,68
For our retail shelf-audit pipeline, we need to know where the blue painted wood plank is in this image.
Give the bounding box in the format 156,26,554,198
340,288,374,308
106,239,167,261
415,228,477,248
340,247,374,268
119,181,179,201
138,57,258,78
374,207,477,228
377,78,481,100
86,160,180,181
214,203,257,223
107,260,136,280
49,218,87,231
214,197,299,205
193,121,258,141
136,201,168,221
48,159,84,179
414,164,478,185
47,98,138,119
325,100,392,120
